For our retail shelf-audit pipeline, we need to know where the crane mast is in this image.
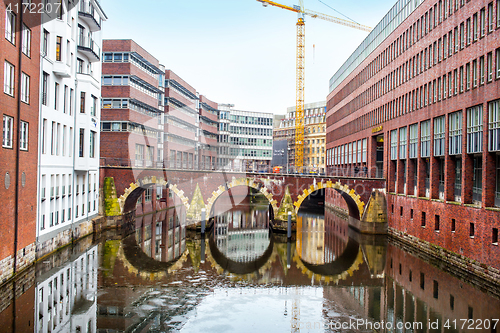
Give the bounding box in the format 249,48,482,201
257,0,371,173
295,0,305,173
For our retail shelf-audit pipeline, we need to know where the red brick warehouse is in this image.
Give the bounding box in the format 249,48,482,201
325,0,500,273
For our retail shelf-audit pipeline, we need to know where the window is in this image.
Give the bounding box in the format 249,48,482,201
20,121,28,150
54,83,59,110
489,100,500,151
4,62,14,96
22,24,31,56
480,56,485,84
467,105,483,154
390,130,398,160
80,92,85,113
56,36,62,61
434,116,445,156
42,29,49,56
77,58,84,73
21,73,29,104
496,48,500,79
91,95,97,116
145,189,152,203
421,120,431,158
2,115,13,148
5,11,15,44
399,127,407,159
42,72,49,106
79,129,84,157
89,131,96,158
449,111,462,155
487,52,493,82
473,157,483,203
409,123,418,158
135,144,144,166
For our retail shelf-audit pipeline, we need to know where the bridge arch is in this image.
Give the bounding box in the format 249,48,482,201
294,181,365,220
205,177,279,218
119,176,190,214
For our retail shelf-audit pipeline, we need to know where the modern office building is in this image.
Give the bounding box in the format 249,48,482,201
219,105,273,172
326,0,500,270
1,0,41,283
37,0,106,258
274,101,326,173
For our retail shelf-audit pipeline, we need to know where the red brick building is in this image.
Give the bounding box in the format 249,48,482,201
198,95,219,170
326,0,500,271
100,39,165,215
164,70,199,169
0,0,40,284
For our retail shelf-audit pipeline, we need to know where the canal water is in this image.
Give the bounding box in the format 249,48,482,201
1,193,499,332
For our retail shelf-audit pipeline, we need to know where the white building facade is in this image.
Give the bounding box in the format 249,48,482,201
37,0,106,257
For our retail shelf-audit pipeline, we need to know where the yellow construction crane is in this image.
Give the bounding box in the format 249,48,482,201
257,0,371,173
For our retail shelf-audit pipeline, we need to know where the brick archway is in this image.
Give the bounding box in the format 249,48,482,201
119,176,190,214
205,177,279,218
294,181,365,220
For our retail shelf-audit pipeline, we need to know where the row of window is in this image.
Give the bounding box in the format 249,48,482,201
328,139,368,166
103,52,160,78
387,100,500,162
4,61,31,103
2,115,28,150
102,75,161,98
229,126,272,137
229,115,273,126
102,98,161,118
329,48,500,143
39,172,98,230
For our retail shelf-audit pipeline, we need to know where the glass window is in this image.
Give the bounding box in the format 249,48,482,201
20,121,28,150
22,24,31,56
399,127,407,159
391,130,398,160
409,123,418,158
449,111,462,155
434,116,445,156
5,11,15,44
21,72,29,104
421,120,431,158
467,105,483,154
489,99,500,151
2,115,14,148
4,61,14,96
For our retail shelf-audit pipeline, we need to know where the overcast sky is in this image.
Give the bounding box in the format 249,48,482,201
101,0,396,115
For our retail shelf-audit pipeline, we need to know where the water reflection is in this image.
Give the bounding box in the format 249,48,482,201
213,205,270,263
1,196,499,332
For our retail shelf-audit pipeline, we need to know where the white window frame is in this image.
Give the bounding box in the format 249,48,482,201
22,23,31,56
4,61,15,96
21,72,30,104
489,99,500,151
434,116,446,156
449,111,462,155
421,120,431,158
5,11,15,44
3,115,14,148
20,121,28,151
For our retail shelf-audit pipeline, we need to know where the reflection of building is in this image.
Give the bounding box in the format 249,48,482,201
273,101,326,173
134,209,186,262
35,245,98,333
296,213,325,264
218,105,274,172
37,1,107,259
325,0,500,273
214,209,270,262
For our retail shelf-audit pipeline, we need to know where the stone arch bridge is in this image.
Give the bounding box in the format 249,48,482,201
101,167,387,233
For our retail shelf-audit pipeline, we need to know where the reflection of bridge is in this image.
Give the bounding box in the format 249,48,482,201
101,167,386,233
102,209,386,287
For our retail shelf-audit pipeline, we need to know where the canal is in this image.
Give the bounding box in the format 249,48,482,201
1,193,499,332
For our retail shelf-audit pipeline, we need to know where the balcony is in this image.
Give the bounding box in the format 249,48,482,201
78,2,102,31
52,61,71,77
77,36,100,62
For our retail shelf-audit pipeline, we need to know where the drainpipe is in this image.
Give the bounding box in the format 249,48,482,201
13,1,25,275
